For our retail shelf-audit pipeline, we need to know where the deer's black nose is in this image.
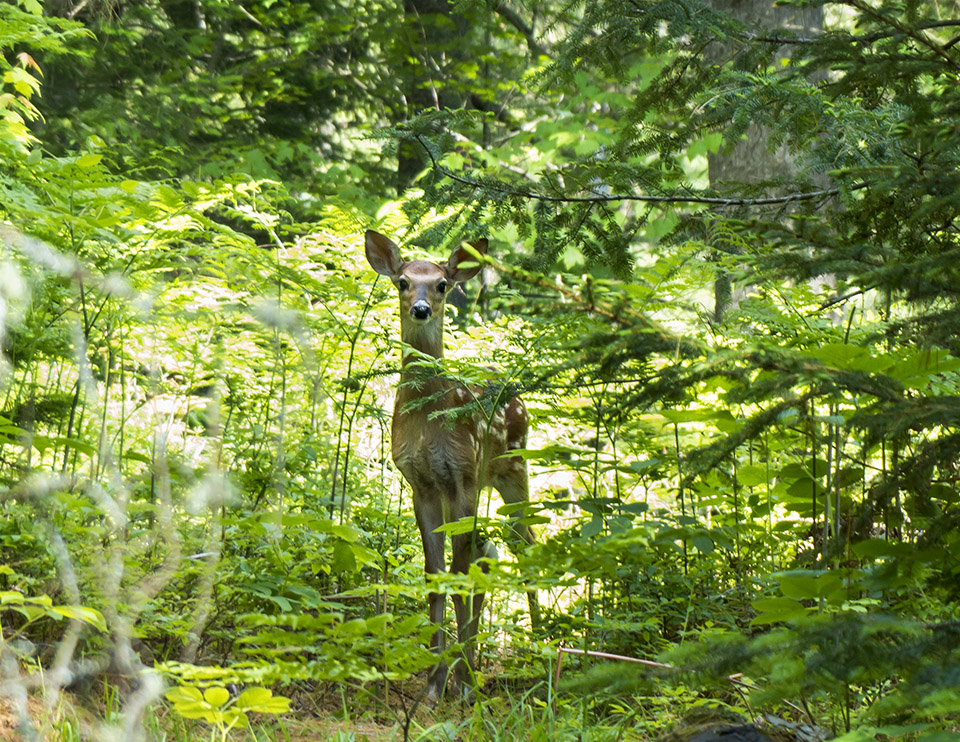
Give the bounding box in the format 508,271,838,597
411,301,431,320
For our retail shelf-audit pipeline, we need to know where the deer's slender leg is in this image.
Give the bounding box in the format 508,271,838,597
492,456,541,628
448,484,488,699
412,488,449,702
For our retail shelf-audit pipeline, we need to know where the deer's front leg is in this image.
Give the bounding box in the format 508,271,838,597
413,489,449,702
449,483,489,701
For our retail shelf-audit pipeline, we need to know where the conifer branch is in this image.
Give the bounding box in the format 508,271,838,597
843,0,960,70
416,134,868,207
747,19,960,47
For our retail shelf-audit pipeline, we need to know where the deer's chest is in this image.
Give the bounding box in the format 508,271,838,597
391,385,506,490
392,411,481,488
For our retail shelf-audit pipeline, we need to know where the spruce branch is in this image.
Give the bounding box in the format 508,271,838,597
747,19,960,47
843,0,960,71
415,134,868,208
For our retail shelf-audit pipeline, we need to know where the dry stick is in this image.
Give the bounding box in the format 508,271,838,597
552,647,673,712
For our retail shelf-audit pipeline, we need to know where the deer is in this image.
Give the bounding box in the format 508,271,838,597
364,230,538,702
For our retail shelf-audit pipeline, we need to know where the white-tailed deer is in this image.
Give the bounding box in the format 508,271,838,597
365,230,538,701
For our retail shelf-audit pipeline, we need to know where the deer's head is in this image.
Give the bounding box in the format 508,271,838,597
364,230,488,326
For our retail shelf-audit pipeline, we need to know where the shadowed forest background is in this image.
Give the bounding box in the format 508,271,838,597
1,0,959,739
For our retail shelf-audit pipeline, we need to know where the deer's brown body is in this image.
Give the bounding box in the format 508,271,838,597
365,230,536,701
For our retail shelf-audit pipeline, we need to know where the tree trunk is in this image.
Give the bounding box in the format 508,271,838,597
708,1,823,322
397,0,470,193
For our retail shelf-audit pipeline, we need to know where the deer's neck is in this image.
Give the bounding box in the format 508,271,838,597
399,317,444,369
396,318,447,410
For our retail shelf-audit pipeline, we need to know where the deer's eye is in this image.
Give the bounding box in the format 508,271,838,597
437,281,447,294
398,279,409,291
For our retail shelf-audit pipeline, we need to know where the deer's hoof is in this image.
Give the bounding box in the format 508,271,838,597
424,662,449,705
459,683,477,705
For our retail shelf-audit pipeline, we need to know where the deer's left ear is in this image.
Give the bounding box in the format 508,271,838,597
447,239,488,283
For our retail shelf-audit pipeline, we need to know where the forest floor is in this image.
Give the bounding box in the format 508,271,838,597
0,676,478,742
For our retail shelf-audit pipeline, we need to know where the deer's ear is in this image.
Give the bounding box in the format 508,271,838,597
447,239,488,283
365,230,404,277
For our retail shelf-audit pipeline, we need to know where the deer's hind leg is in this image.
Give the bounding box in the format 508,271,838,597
490,397,540,626
491,456,541,629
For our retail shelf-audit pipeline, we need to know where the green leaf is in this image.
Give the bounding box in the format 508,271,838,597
433,518,476,536
852,539,906,558
18,0,44,14
203,686,230,708
686,132,723,160
750,597,808,625
76,153,102,168
888,349,960,384
4,68,40,97
736,464,767,487
235,687,290,714
581,515,602,538
691,535,714,554
331,540,357,574
31,436,95,457
50,605,108,632
165,686,204,704
777,571,842,600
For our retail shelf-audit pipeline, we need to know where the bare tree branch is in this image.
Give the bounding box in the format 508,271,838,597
494,1,549,58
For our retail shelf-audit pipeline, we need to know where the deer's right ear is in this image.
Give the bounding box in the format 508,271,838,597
365,230,404,277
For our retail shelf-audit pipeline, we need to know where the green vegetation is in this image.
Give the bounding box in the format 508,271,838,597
1,0,959,739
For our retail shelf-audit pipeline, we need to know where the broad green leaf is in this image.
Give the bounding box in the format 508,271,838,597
203,686,230,708
18,0,44,14
236,687,290,714
338,618,368,635
331,540,357,574
329,523,360,543
777,571,842,600
627,458,660,474
888,349,960,384
750,597,808,625
433,518,476,536
805,343,872,370
852,539,906,558
50,605,108,632
691,535,714,554
76,153,102,168
686,132,724,160
31,436,95,457
165,686,204,704
736,464,767,487
581,515,603,538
